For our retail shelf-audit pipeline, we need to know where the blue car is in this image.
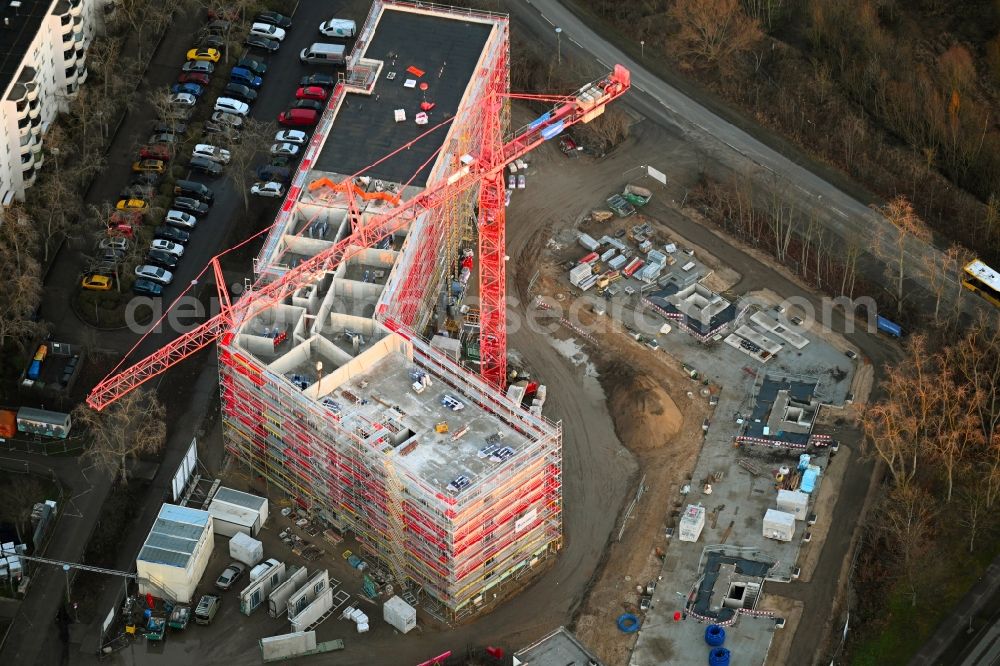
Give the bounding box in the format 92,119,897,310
132,278,164,297
170,82,205,97
230,67,263,89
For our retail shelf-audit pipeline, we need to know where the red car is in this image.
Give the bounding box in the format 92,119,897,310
111,211,143,228
278,109,319,127
294,86,327,102
178,72,211,86
138,145,171,161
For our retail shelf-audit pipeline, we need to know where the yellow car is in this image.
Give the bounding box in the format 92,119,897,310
82,273,113,291
115,198,148,211
131,159,166,173
186,48,220,63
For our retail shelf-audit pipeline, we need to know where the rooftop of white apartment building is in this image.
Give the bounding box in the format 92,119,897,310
0,0,52,98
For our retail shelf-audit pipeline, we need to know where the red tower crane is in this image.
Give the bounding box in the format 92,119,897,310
86,66,631,411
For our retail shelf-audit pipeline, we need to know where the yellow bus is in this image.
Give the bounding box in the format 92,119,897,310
963,259,1000,307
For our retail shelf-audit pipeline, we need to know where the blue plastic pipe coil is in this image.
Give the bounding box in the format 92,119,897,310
617,613,640,633
705,624,726,646
708,647,731,666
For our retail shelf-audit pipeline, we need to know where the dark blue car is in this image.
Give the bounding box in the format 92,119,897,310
170,82,205,97
132,278,163,296
230,67,263,89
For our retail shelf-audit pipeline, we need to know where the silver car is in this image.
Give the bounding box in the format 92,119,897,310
134,264,173,285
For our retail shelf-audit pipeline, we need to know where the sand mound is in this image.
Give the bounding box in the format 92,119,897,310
604,363,682,452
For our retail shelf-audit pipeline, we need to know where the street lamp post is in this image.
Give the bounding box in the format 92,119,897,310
555,27,562,65
640,40,645,58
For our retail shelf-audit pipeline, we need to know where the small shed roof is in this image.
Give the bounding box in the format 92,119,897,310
138,504,210,569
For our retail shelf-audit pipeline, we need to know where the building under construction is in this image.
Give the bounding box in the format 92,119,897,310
219,1,564,618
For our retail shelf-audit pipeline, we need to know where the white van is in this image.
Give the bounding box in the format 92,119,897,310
300,42,346,65
319,18,356,38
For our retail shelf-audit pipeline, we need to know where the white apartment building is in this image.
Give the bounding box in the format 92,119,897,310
0,0,105,205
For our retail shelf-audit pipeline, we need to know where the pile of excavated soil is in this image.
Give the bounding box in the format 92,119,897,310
604,361,682,452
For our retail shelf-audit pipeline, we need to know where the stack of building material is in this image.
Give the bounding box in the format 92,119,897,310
679,505,706,542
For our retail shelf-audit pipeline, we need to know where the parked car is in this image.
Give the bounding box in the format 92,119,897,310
168,200,206,219
249,22,286,41
237,57,268,74
275,129,308,144
319,18,357,38
132,278,163,297
207,20,231,34
256,165,291,183
111,210,143,227
170,82,205,97
130,172,161,186
132,159,166,173
223,83,257,103
245,35,280,52
120,183,155,199
251,181,285,198
845,350,858,359
99,237,130,252
150,239,184,256
200,34,224,49
293,99,323,112
278,108,318,127
178,69,210,85
255,11,292,28
81,273,113,291
299,73,336,88
135,264,173,285
268,155,292,168
181,60,214,74
211,111,244,128
154,225,190,244
269,142,300,157
215,562,245,591
189,156,223,176
295,86,327,102
165,208,200,227
115,199,148,211
186,48,220,62
169,92,197,107
148,133,178,145
230,67,263,89
203,121,239,139
151,121,188,134
146,249,179,270
193,144,231,164
214,97,250,116
138,145,171,161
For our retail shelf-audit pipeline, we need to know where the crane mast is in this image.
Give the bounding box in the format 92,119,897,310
87,66,631,411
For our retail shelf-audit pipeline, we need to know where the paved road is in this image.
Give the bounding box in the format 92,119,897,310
511,0,987,316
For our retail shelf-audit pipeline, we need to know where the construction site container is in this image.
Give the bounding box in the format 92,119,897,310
229,531,264,567
623,258,645,278
260,632,317,661
383,596,417,633
608,255,627,271
646,250,667,268
578,274,599,292
776,490,809,520
763,509,796,542
639,240,653,253
569,263,592,286
578,233,599,251
600,248,617,262
208,487,269,537
679,504,706,542
638,264,661,284
137,505,214,604
578,252,599,265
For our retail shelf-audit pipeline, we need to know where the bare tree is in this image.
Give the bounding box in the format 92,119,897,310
869,483,937,607
71,389,166,484
872,196,931,317
0,206,45,349
0,475,46,544
670,0,763,65
225,118,277,211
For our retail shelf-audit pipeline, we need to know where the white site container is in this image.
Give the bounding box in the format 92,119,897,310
569,263,592,286
229,531,264,567
776,490,809,521
763,509,796,542
357,622,369,633
383,595,417,634
578,233,600,252
679,504,706,542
